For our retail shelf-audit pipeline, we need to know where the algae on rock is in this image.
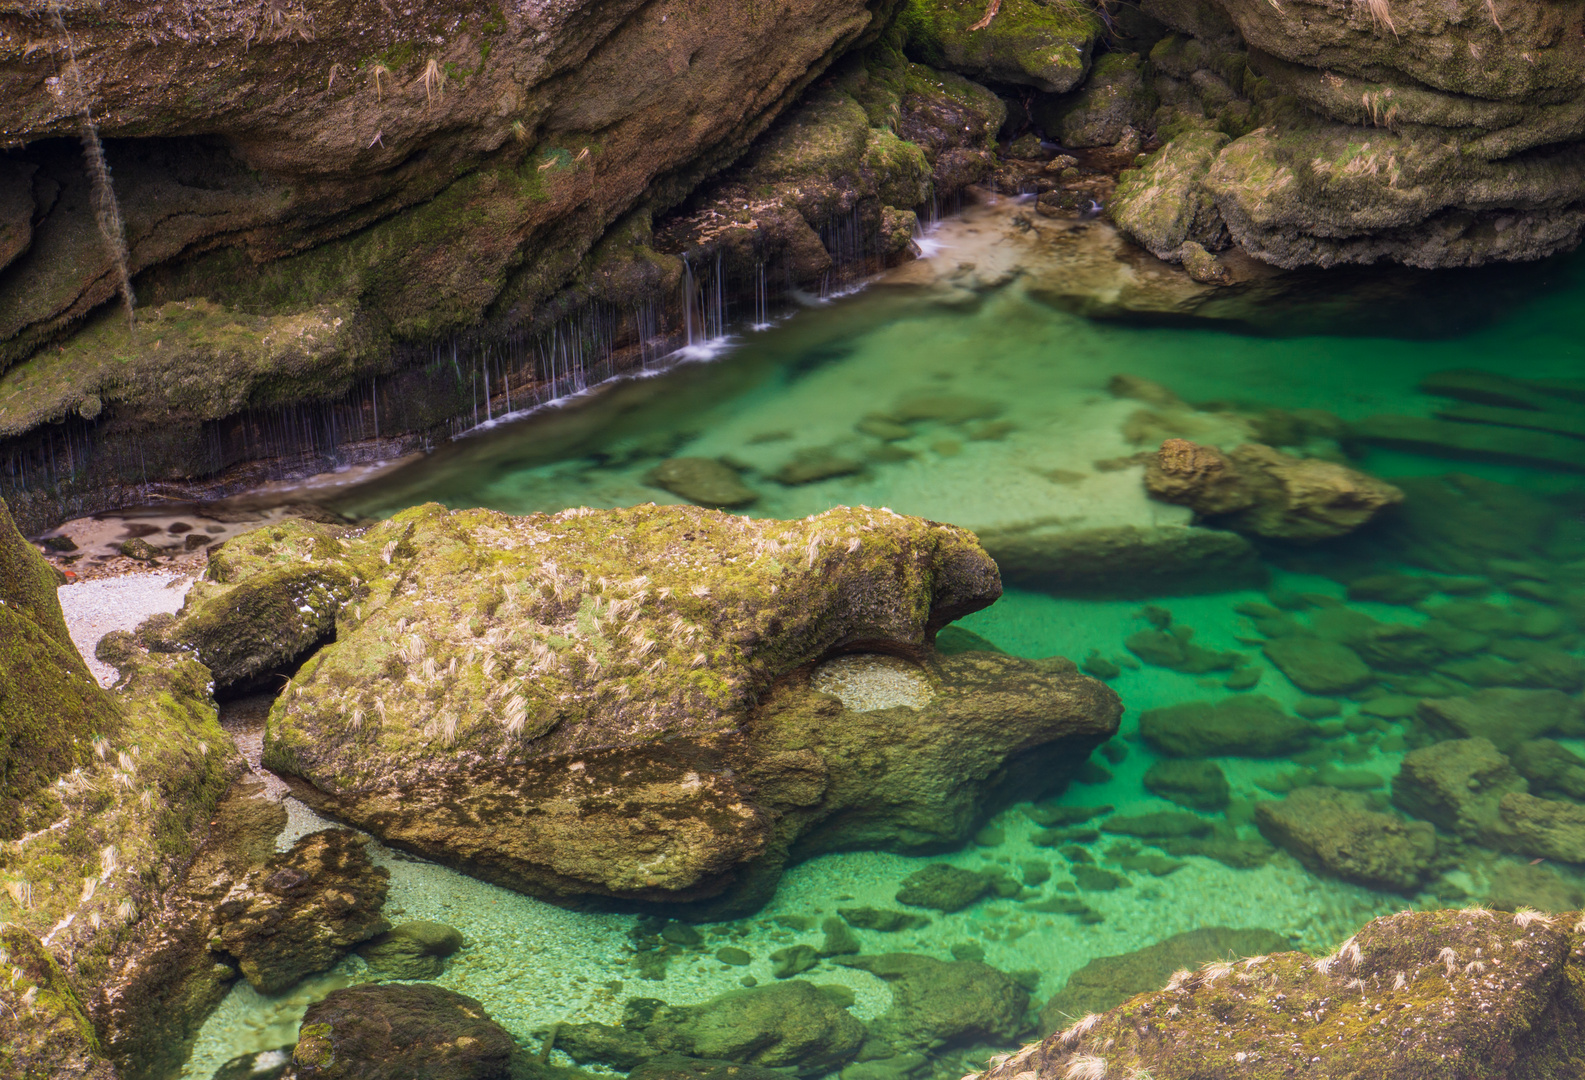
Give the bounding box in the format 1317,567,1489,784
159,503,1121,912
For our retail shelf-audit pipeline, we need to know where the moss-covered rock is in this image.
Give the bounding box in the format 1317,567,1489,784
899,0,1101,93
985,907,1585,1080
0,495,121,836
172,504,1120,913
292,982,516,1080
356,920,465,980
0,925,114,1080
1039,52,1156,148
1138,695,1309,757
1109,129,1231,259
213,828,391,994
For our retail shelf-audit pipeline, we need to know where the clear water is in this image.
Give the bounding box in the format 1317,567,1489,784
185,201,1585,1075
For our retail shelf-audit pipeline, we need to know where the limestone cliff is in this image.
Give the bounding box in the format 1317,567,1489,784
1107,0,1585,271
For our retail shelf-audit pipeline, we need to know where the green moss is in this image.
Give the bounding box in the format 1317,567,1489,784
898,0,1099,92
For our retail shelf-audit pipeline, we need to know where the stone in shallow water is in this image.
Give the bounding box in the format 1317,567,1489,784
836,953,1029,1049
1255,786,1435,892
1417,687,1585,751
292,983,514,1080
1142,759,1230,810
839,907,931,932
1262,635,1373,694
895,864,993,912
1038,926,1289,1028
812,654,934,711
356,920,463,980
1138,695,1309,757
645,458,759,508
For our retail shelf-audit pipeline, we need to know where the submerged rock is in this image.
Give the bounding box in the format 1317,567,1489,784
568,981,867,1075
986,908,1585,1080
1141,759,1231,811
895,865,994,913
213,829,391,995
1418,689,1585,751
180,504,1120,913
1038,926,1288,1027
1138,695,1309,757
837,953,1030,1050
292,983,515,1079
1392,737,1528,844
1145,438,1403,542
356,921,465,981
1262,635,1374,695
1255,786,1435,892
645,459,759,509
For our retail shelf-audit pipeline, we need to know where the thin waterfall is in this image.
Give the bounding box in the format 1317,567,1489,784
47,0,135,331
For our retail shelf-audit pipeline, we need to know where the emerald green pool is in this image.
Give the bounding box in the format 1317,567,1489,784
186,205,1585,1077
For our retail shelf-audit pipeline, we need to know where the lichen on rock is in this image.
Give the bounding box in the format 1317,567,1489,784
151,502,1122,912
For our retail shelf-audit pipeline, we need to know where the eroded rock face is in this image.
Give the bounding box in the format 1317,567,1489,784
1106,0,1585,269
1145,437,1404,541
983,908,1585,1080
213,829,391,995
165,504,1118,912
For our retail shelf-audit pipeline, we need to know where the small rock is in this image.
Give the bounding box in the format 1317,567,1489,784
769,945,819,979
1255,787,1435,892
1139,695,1310,757
894,864,992,912
715,947,753,967
291,983,514,1079
646,458,758,508
1175,241,1230,285
1142,759,1231,810
356,921,463,980
1263,636,1374,695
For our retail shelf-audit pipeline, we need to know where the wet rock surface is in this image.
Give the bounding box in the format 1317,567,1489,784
213,829,391,995
1255,786,1436,892
291,983,516,1080
171,504,1120,912
356,921,466,981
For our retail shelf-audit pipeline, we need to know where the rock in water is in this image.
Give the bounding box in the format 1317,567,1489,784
1262,635,1374,694
1255,787,1435,893
1038,926,1289,1027
645,458,759,508
1142,760,1231,810
1417,689,1585,751
836,953,1030,1050
1145,438,1403,541
213,829,391,995
292,984,515,1080
562,981,866,1075
357,921,465,980
1138,695,1309,757
175,504,1119,913
989,908,1585,1080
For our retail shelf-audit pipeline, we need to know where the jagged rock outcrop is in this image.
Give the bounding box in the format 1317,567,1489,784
980,907,1585,1080
158,503,1122,913
1108,0,1585,270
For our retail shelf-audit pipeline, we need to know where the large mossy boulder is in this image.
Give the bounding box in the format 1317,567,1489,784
899,0,1101,93
1038,51,1156,148
292,983,516,1080
173,504,1118,913
985,908,1585,1080
0,495,120,836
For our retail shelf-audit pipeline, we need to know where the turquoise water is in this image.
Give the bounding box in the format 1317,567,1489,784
188,205,1585,1076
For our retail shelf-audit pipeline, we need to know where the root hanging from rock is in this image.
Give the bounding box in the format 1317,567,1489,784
48,0,136,331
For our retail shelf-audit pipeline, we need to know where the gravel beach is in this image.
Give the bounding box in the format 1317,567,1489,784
58,571,193,686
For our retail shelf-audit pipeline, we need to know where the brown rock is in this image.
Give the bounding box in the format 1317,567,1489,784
1146,439,1404,541
1255,786,1435,892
